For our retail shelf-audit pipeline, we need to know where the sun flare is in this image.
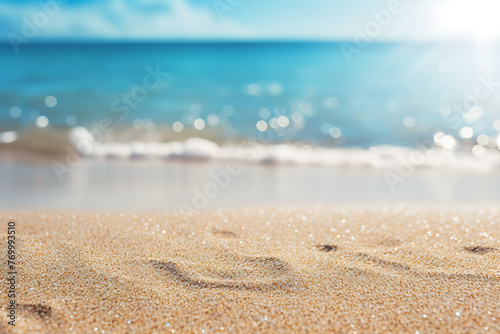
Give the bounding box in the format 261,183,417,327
436,0,500,41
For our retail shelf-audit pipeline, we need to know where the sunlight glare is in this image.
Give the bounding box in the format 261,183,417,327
435,0,500,41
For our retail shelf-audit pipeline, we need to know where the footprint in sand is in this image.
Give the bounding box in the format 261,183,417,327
211,229,240,238
344,252,500,283
316,244,338,252
19,304,52,319
464,245,497,254
149,252,296,291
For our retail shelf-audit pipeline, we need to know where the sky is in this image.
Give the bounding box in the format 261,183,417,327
1,0,500,42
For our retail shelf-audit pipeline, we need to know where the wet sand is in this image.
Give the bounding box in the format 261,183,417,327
2,153,500,212
1,205,499,333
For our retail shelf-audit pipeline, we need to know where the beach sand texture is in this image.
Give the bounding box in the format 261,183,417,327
1,206,499,333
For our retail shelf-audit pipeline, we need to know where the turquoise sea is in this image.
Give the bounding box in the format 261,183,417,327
1,42,500,168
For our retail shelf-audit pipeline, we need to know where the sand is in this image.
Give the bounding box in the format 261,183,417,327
1,205,499,333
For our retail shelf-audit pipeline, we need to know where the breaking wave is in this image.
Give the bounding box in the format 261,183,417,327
1,126,500,171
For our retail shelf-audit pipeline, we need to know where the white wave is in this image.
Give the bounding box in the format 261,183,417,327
65,127,500,172
0,131,18,143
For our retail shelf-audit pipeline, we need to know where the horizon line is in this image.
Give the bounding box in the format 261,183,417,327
0,39,495,46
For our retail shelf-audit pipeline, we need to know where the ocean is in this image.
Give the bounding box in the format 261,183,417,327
1,42,500,170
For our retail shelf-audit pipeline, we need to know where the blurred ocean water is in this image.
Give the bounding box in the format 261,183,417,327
1,42,500,169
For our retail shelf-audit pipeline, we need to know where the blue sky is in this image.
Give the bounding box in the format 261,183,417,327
1,0,500,42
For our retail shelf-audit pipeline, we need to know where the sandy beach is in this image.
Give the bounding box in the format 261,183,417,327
4,1,500,333
1,205,499,333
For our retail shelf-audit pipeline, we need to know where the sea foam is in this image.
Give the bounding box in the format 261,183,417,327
2,126,499,172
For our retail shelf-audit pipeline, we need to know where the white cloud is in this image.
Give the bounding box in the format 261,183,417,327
1,0,255,41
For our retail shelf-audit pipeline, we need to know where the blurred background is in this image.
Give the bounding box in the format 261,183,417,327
1,0,500,211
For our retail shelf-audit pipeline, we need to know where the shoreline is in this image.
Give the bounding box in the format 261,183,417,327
2,155,500,212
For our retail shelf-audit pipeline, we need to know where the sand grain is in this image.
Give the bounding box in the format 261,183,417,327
1,205,499,333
